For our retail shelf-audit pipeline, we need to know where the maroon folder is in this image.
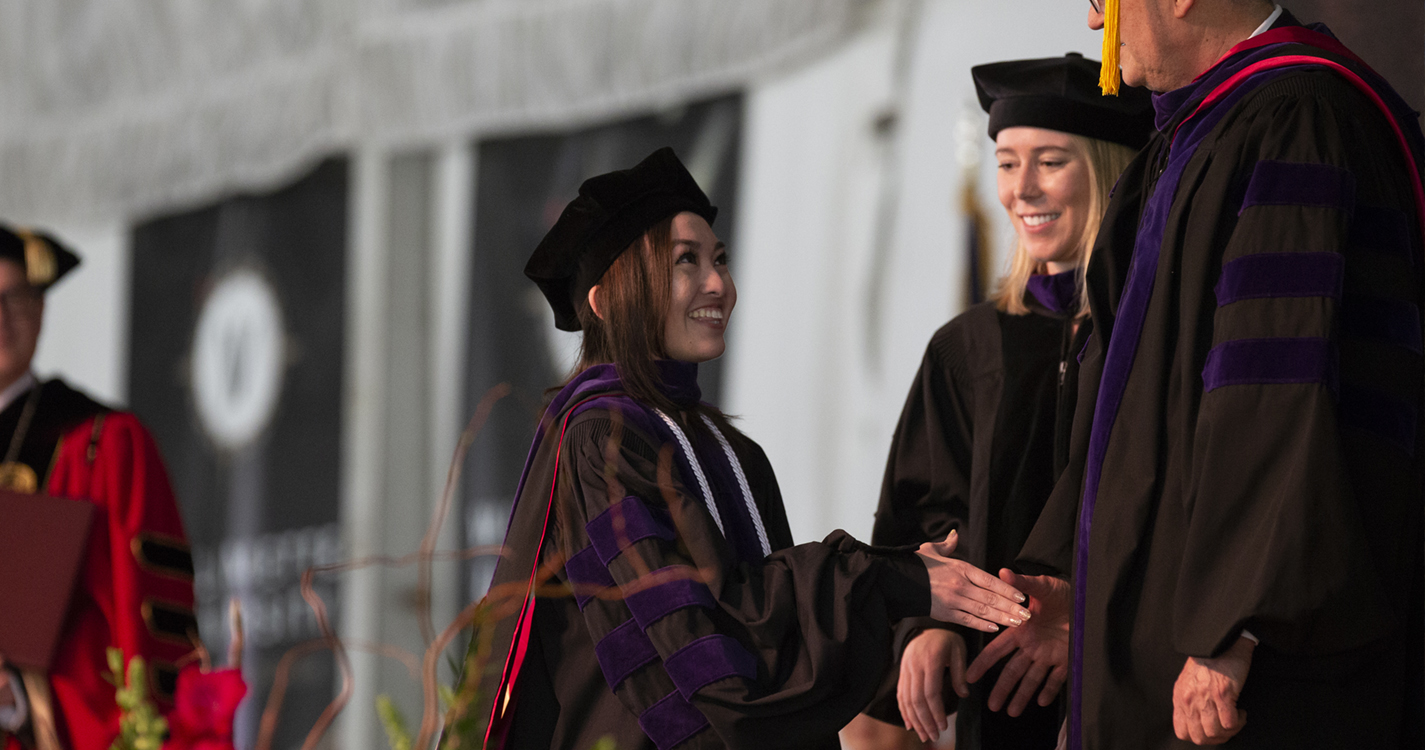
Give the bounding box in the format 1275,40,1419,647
0,490,94,671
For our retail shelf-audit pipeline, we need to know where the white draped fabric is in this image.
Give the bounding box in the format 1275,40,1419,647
0,0,878,224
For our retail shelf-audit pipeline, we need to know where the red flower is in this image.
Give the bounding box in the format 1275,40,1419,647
163,667,248,750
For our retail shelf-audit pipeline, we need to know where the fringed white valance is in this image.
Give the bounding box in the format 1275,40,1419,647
0,0,879,225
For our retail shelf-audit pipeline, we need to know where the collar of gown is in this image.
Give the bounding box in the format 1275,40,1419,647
1151,10,1309,131
1026,269,1080,314
557,359,703,409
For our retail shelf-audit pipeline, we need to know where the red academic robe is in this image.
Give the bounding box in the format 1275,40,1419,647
4,409,196,750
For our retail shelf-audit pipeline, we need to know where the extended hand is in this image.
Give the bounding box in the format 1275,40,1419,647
0,665,12,709
1172,637,1253,745
965,570,1070,716
916,531,1031,632
897,629,968,743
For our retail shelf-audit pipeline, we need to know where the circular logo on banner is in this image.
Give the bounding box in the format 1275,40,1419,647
191,269,286,451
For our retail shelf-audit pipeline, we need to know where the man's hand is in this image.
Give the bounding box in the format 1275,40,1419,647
1172,636,1253,745
916,531,1032,632
965,570,1071,716
897,629,968,743
0,666,13,710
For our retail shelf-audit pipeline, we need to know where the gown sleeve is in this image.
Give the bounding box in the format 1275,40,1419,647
44,413,196,746
871,326,975,549
1173,78,1422,658
554,413,929,749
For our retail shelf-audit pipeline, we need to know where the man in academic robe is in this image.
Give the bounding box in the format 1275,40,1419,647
964,2,1425,748
0,226,197,750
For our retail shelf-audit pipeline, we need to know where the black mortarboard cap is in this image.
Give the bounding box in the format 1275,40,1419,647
526,147,717,332
0,224,82,292
973,53,1156,149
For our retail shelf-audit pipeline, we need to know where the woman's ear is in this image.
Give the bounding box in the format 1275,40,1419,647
587,285,604,320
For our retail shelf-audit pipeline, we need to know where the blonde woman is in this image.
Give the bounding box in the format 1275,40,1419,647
847,54,1150,750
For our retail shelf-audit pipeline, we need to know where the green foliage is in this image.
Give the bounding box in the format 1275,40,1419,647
376,695,414,750
106,648,168,750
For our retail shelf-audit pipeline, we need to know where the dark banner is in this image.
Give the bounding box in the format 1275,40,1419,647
461,95,744,599
128,158,348,749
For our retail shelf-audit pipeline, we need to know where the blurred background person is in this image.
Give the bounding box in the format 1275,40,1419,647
842,54,1150,750
0,227,195,750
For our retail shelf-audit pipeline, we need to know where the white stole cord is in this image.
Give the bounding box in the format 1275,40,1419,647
653,410,772,557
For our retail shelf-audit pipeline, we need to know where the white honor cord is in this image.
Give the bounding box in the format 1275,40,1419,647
700,415,772,557
655,409,726,537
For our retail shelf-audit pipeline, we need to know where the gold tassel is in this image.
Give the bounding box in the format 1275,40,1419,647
14,229,56,287
1099,0,1122,96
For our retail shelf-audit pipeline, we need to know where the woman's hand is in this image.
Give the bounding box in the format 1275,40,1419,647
1172,636,1253,745
965,570,1071,715
897,629,968,743
916,531,1032,632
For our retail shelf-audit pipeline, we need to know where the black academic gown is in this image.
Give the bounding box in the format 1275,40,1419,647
1019,16,1425,750
473,362,931,750
868,288,1087,750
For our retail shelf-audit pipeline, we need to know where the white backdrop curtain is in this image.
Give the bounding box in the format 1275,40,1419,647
0,0,880,225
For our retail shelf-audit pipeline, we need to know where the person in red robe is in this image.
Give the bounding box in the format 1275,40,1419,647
0,225,196,750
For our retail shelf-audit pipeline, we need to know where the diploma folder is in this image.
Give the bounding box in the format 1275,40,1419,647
0,490,94,671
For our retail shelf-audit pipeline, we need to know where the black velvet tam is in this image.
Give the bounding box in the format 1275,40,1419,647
972,53,1155,149
0,224,81,292
526,147,718,332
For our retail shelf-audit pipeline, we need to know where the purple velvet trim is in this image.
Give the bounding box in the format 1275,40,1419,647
625,567,716,630
1214,252,1344,305
1342,295,1424,353
1239,160,1356,214
594,619,661,690
587,496,676,566
687,428,768,564
1350,205,1413,261
663,635,758,700
1202,338,1337,392
1077,333,1091,364
565,546,616,610
1026,270,1080,313
1340,382,1418,455
638,692,710,750
1072,50,1303,750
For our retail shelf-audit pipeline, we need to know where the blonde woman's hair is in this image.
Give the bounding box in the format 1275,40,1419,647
991,134,1138,318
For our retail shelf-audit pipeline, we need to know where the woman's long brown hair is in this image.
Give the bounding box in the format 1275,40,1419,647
569,215,730,431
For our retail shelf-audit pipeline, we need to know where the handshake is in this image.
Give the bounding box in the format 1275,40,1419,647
908,530,1072,744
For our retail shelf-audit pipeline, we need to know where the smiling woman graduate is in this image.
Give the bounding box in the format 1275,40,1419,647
848,55,1152,750
465,148,1034,750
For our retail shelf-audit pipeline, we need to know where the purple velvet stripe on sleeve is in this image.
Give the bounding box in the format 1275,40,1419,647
594,619,660,690
1339,383,1419,455
1342,295,1424,353
1214,252,1344,305
638,692,710,750
663,635,759,700
1239,160,1356,214
1202,337,1337,392
1350,205,1413,262
625,567,716,630
587,495,676,566
565,546,615,610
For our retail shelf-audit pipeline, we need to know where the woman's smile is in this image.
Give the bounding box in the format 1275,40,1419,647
688,305,726,328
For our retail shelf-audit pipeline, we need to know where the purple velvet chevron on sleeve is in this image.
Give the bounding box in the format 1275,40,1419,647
1239,160,1356,214
639,692,710,750
1339,382,1418,455
587,495,676,566
663,635,759,700
1350,205,1413,262
1214,252,1343,305
1202,337,1337,393
594,618,661,690
565,545,616,610
1342,295,1424,353
624,567,717,630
